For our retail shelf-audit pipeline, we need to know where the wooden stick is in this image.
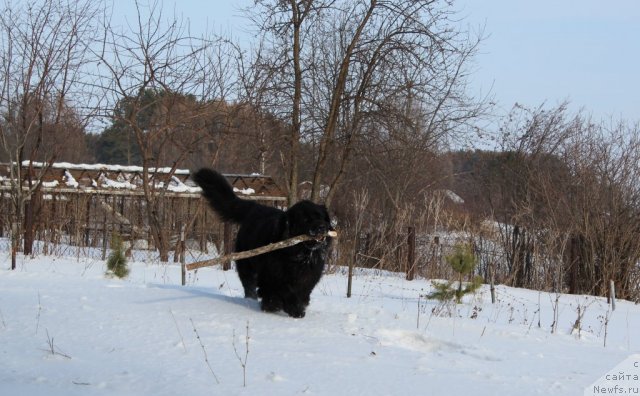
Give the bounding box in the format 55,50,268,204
186,231,337,271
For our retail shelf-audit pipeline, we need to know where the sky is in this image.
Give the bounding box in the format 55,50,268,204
458,1,640,122
112,0,640,123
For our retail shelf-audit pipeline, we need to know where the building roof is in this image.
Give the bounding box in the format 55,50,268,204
0,162,287,201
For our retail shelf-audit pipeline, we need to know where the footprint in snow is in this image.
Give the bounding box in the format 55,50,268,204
376,329,501,361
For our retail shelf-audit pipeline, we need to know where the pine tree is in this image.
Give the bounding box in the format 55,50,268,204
428,243,482,303
106,233,129,278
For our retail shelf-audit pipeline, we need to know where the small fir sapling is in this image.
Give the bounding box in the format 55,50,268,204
428,243,483,304
106,232,129,278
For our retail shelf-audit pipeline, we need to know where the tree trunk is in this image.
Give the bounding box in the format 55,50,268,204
287,0,303,206
310,1,376,202
23,199,34,255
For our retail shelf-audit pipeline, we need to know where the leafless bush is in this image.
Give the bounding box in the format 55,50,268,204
570,298,594,338
190,318,220,384
232,321,250,388
44,329,71,359
550,293,561,334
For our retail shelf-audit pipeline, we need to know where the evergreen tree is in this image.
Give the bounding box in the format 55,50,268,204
95,123,142,165
428,243,482,303
106,233,129,279
94,89,164,165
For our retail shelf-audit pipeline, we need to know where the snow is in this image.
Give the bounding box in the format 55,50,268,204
233,187,256,195
22,161,191,175
9,162,250,195
6,161,279,196
166,176,197,193
63,171,79,188
97,173,137,190
41,180,59,189
1,248,638,396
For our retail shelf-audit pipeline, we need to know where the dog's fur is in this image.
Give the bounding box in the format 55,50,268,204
193,168,333,318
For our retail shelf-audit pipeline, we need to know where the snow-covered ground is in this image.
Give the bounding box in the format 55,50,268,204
1,250,638,395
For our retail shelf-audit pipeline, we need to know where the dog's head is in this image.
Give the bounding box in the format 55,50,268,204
284,200,334,250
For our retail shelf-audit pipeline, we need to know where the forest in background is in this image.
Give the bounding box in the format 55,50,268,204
1,0,638,300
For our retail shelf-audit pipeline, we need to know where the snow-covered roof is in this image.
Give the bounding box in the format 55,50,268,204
25,161,191,175
0,162,286,200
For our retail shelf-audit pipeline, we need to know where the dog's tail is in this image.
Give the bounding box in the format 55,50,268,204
192,168,256,224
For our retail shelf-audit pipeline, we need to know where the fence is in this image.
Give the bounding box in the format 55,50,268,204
0,163,287,267
3,190,232,261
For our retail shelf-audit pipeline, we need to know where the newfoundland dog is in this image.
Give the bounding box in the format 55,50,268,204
193,168,334,318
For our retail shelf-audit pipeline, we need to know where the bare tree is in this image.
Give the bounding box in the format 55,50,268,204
94,0,239,261
490,103,640,300
560,122,640,299
244,0,486,206
0,0,102,268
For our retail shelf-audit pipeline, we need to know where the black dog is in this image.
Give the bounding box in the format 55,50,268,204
193,168,334,318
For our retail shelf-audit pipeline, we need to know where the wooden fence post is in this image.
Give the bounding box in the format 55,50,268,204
347,233,358,298
180,225,186,286
84,197,92,247
223,222,233,271
406,226,416,281
101,204,108,261
609,280,616,311
11,221,18,270
490,261,496,304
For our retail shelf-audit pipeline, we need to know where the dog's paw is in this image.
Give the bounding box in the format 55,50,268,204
261,296,283,313
288,310,306,319
284,305,306,318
